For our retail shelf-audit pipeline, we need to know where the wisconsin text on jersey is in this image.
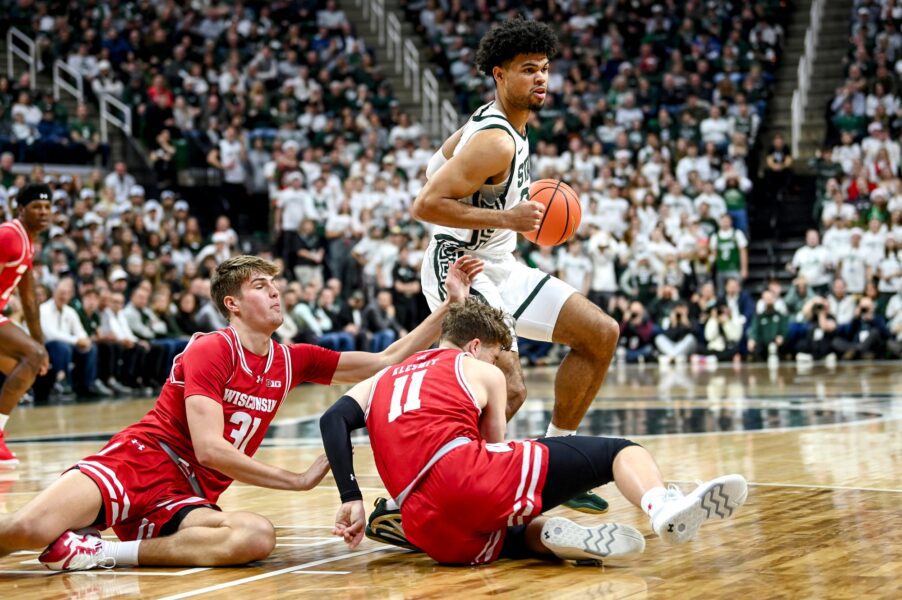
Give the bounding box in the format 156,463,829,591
222,389,279,413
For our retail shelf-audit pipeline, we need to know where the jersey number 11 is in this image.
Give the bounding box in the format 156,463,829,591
387,371,427,422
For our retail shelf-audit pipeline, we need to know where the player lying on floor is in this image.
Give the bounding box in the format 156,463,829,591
0,254,483,571
320,299,748,564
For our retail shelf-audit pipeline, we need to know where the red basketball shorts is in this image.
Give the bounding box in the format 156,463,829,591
400,439,549,565
68,433,218,541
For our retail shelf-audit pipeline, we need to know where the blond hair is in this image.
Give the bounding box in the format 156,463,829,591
440,298,512,351
210,255,280,319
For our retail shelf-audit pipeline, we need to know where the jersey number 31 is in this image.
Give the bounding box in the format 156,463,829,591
387,371,427,422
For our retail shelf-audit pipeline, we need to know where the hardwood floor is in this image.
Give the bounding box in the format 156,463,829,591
0,362,899,599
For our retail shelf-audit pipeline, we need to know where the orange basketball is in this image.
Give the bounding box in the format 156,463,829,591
522,179,582,246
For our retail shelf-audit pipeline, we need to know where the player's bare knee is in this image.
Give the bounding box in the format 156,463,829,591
231,514,275,562
22,343,45,373
573,311,619,357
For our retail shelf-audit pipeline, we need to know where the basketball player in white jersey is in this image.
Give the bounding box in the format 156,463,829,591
364,19,620,544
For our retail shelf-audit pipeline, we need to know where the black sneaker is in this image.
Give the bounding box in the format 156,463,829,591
562,490,610,514
364,497,420,552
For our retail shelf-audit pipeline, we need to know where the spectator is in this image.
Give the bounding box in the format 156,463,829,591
103,162,136,205
832,296,889,360
709,214,748,294
101,290,153,392
39,278,110,399
76,289,132,395
654,302,697,365
617,300,655,364
697,303,742,364
827,278,857,329
788,230,832,295
362,289,405,352
556,239,593,297
763,133,793,204
288,218,325,286
207,126,250,234
747,290,789,361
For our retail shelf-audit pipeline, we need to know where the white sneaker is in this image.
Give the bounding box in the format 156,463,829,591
39,530,116,571
541,517,645,561
795,352,814,363
658,355,671,368
825,353,837,368
651,475,748,545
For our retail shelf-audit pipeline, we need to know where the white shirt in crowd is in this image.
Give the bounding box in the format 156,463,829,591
278,187,315,232
588,232,624,293
40,300,87,344
791,245,831,287
821,201,858,225
219,138,247,184
839,245,870,294
101,308,139,343
557,249,593,293
103,171,137,205
828,295,857,326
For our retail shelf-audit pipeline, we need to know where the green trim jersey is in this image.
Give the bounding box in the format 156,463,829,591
425,102,531,257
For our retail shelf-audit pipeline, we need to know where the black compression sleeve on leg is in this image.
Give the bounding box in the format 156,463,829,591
538,436,641,511
319,395,366,503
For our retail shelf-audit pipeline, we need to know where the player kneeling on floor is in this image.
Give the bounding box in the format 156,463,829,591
321,299,748,565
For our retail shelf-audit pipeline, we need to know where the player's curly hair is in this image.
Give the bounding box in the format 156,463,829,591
474,17,559,77
211,255,280,320
441,298,513,352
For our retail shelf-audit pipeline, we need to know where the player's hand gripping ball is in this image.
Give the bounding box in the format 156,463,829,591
522,179,582,247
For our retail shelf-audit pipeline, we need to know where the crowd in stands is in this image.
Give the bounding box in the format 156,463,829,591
4,1,902,403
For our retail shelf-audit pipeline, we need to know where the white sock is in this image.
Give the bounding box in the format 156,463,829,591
640,487,668,518
102,539,141,566
384,498,399,511
0,414,9,432
545,423,576,437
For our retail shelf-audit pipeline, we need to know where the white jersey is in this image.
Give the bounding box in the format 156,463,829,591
425,102,530,257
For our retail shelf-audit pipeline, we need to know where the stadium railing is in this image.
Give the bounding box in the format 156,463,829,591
791,0,826,157
356,0,459,137
6,27,36,90
99,93,131,143
53,59,83,103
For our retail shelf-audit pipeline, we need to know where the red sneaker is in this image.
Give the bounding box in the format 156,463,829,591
39,530,115,571
0,432,19,467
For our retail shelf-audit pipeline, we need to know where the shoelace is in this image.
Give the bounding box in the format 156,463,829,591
664,483,685,503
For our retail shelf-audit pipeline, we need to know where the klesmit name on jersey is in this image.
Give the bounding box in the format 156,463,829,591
222,389,278,412
392,358,439,377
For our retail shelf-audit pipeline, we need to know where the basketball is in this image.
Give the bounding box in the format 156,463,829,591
522,179,582,247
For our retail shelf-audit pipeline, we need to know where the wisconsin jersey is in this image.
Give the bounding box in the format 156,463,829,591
365,348,481,505
124,326,339,500
0,218,34,315
426,101,531,257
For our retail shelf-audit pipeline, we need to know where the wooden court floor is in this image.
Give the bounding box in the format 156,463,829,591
0,362,899,599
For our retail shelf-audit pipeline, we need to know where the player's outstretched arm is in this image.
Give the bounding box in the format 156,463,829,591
320,380,372,548
412,129,544,233
331,256,484,383
185,394,330,491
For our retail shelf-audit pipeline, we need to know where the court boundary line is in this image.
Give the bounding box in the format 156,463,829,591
157,546,403,600
669,480,902,494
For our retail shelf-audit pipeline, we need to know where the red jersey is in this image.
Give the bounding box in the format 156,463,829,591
0,218,34,312
365,348,482,505
124,326,340,501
